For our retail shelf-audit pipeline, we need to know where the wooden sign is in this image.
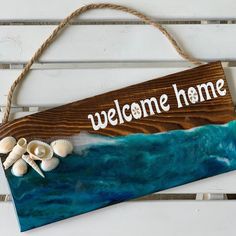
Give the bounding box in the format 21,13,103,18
0,61,235,140
1,61,236,232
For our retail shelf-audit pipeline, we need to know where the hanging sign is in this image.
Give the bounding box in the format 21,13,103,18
1,62,236,231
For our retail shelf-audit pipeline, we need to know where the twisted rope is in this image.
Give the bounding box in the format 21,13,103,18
2,3,202,124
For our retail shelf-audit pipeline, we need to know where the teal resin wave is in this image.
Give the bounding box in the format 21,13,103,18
5,120,236,231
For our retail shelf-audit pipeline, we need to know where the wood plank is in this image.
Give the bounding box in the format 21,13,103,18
0,62,234,139
1,201,236,236
0,67,236,107
0,0,235,20
0,25,236,63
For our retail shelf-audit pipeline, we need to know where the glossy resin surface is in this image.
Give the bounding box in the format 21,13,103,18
5,120,236,231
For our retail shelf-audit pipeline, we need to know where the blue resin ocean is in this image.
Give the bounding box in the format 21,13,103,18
4,120,236,231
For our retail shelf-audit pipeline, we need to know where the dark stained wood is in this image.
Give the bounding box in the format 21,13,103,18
0,62,235,140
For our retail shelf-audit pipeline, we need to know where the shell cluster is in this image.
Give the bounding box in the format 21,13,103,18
0,137,73,178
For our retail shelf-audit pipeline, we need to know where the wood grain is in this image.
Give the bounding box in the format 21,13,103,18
0,62,235,140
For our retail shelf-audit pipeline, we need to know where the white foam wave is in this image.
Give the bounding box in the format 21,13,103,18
69,132,115,153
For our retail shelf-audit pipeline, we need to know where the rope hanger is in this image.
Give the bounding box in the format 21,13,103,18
2,3,203,124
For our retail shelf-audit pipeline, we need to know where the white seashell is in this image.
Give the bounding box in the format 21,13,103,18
27,140,53,161
0,136,17,154
51,139,73,158
22,155,45,178
40,157,60,172
11,159,28,177
3,138,27,170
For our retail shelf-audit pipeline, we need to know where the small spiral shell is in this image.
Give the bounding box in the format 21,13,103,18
3,138,27,170
22,155,45,178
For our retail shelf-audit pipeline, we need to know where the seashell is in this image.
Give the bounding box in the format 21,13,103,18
51,139,73,158
27,140,53,161
11,159,28,177
22,155,45,178
40,157,60,172
3,138,27,170
0,136,17,154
